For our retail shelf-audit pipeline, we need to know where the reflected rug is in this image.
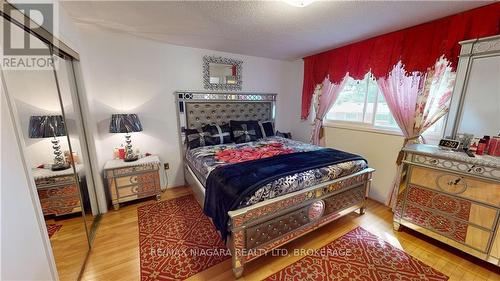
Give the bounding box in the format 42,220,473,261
46,224,62,238
264,226,448,281
138,195,230,281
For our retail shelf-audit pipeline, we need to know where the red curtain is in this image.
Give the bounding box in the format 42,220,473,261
301,3,500,120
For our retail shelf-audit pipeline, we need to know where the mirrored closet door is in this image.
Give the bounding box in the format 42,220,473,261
1,13,99,281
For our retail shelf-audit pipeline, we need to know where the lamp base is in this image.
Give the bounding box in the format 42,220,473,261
124,155,139,162
51,163,71,171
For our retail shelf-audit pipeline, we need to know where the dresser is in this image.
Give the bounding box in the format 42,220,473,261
104,156,162,210
33,165,83,216
394,144,500,266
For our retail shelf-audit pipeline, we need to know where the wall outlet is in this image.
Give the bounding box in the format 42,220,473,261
164,163,169,170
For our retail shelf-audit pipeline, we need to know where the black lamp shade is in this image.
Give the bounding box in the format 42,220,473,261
28,115,66,138
109,114,143,133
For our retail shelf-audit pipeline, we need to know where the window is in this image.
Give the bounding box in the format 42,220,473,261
326,73,399,131
325,72,446,143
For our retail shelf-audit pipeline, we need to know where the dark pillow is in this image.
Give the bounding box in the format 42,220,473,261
259,121,275,137
202,123,231,145
185,128,216,149
276,131,292,139
229,121,259,143
230,120,263,139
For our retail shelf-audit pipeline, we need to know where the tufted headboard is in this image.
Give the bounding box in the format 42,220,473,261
175,91,277,143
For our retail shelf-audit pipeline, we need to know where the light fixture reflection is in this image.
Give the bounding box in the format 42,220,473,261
283,0,315,7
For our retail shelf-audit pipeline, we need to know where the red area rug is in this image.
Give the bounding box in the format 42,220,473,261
264,227,448,281
138,195,230,281
46,224,62,238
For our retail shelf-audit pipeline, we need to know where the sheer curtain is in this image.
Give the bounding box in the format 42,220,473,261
378,57,456,208
310,75,348,146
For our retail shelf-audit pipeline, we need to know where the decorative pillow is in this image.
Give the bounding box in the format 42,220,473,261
230,121,259,143
230,120,263,140
202,123,232,145
259,121,275,138
185,128,215,149
276,131,292,139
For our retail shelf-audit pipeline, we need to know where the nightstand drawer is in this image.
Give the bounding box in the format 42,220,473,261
35,175,76,186
109,164,159,177
39,195,81,216
114,182,159,201
409,166,500,207
114,172,158,188
37,184,79,199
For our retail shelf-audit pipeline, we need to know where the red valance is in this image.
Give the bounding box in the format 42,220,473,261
301,3,500,120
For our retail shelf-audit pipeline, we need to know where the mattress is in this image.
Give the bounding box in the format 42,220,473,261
185,136,368,208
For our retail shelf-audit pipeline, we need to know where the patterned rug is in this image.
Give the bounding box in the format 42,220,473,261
138,195,230,281
46,224,62,238
264,227,449,281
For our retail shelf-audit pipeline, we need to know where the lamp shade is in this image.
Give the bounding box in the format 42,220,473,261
28,115,66,138
109,114,143,133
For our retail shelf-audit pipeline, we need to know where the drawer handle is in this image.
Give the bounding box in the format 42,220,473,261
436,175,467,194
130,176,138,184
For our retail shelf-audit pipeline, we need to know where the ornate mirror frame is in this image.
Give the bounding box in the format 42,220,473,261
203,55,243,91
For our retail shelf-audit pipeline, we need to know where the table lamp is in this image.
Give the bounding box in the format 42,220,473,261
109,114,142,162
29,115,70,171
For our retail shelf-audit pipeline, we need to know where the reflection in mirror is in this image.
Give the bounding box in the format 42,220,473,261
307,200,325,221
209,63,237,84
458,56,500,137
1,20,92,280
203,55,242,90
54,55,101,242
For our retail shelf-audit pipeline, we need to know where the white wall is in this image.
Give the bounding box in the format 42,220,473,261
324,127,403,203
75,24,296,204
1,86,56,281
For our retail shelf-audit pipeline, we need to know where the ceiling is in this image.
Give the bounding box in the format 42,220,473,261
61,1,492,61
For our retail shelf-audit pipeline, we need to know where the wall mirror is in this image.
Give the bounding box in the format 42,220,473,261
446,35,500,139
1,15,99,280
203,55,242,91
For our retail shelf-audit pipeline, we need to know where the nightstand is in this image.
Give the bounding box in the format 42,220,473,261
32,165,83,216
104,155,162,210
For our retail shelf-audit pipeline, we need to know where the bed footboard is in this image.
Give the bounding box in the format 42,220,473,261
226,168,375,278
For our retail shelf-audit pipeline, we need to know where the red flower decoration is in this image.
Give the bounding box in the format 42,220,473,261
215,143,294,163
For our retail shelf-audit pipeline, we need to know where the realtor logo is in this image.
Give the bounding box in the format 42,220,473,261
1,2,57,69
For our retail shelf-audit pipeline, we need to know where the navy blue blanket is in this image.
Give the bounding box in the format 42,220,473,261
203,148,366,241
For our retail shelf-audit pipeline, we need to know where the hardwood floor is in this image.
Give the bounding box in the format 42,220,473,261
79,186,500,281
47,213,90,281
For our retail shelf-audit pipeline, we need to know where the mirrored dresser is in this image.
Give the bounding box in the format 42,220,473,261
394,144,500,266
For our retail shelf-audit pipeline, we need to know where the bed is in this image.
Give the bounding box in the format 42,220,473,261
175,91,375,278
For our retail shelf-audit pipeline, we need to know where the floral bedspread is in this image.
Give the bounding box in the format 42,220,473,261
185,136,367,208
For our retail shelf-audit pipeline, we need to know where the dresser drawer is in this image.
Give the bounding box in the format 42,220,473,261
409,166,500,207
409,153,500,181
405,185,497,230
402,203,491,252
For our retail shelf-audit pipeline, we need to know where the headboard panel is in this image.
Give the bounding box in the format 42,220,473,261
184,102,272,129
175,91,277,142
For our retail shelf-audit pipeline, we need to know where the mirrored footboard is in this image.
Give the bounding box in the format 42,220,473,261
227,168,375,278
